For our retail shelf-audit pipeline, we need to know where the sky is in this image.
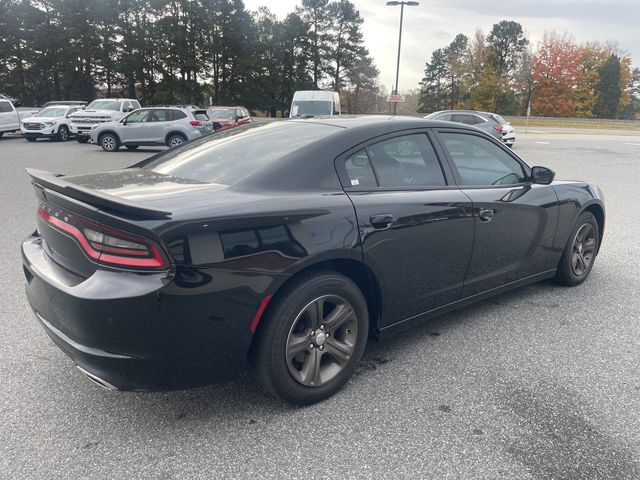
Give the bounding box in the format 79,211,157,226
242,0,640,93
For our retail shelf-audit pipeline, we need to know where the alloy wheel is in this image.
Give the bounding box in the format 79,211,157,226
285,295,358,387
170,137,184,147
571,223,596,276
59,127,69,141
102,136,116,151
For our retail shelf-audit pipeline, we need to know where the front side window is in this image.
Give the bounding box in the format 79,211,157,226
365,134,446,188
0,101,13,112
125,110,149,123
440,132,526,186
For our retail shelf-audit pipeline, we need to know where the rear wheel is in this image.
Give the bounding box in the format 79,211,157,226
251,271,369,405
167,134,186,148
0,132,4,138
56,125,70,142
556,211,599,286
100,133,120,152
76,136,89,144
126,145,139,151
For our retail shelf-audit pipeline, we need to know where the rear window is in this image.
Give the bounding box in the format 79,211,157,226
171,110,187,120
193,110,209,121
143,122,338,185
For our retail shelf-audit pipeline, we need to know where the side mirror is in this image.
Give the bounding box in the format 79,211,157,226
531,166,555,185
121,118,128,125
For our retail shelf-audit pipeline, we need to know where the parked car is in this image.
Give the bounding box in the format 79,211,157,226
206,106,252,131
69,98,141,143
23,117,604,404
0,93,21,107
90,106,214,151
425,110,516,147
20,105,85,142
42,100,87,109
289,90,341,118
0,99,38,137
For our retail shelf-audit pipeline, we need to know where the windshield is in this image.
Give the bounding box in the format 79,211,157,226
37,107,68,117
291,101,332,117
87,100,122,111
142,121,338,185
207,109,235,119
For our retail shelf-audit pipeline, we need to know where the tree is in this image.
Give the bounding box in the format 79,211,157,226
296,0,330,88
418,48,449,112
594,54,621,118
326,0,364,92
531,32,581,117
445,34,468,109
487,20,529,79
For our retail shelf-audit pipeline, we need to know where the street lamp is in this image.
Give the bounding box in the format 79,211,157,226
386,1,419,115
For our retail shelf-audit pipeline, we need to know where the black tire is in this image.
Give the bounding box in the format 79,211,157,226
126,145,139,151
99,133,120,152
0,132,4,138
25,136,36,142
56,125,70,142
251,271,369,405
556,211,599,286
76,136,89,144
167,134,186,148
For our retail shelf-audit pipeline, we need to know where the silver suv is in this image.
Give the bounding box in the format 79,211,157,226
90,107,213,152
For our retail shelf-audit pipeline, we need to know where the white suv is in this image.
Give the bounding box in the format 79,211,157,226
90,107,213,152
20,105,84,142
69,98,141,143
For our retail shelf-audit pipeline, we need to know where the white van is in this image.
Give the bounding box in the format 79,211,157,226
289,90,341,118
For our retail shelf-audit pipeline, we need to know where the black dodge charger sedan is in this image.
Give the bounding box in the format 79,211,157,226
22,116,605,404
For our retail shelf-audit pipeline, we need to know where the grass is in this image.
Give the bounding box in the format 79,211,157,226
506,117,640,131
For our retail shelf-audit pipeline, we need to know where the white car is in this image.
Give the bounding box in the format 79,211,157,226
69,98,141,143
0,99,38,137
20,105,84,142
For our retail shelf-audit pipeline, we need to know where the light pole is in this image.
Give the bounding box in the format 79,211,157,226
386,1,419,115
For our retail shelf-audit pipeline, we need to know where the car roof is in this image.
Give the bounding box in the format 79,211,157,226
207,106,247,109
430,109,498,117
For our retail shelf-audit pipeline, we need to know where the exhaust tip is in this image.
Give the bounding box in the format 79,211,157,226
76,365,119,391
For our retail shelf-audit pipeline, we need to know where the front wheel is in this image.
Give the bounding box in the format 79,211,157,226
251,271,369,405
556,211,599,286
100,133,120,152
56,125,70,142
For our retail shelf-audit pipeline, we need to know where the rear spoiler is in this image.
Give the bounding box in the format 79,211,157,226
26,168,172,219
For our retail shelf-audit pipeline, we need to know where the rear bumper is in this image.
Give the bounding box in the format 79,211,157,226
23,233,282,390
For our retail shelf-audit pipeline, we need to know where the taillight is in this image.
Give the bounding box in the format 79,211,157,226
37,206,168,270
189,120,202,126
494,125,503,132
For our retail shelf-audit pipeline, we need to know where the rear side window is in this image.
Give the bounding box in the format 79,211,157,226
0,101,12,112
171,110,187,120
145,122,339,185
131,101,141,109
147,110,171,122
366,134,446,188
451,113,484,125
345,150,377,188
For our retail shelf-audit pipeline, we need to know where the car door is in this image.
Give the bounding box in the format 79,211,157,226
0,100,17,131
119,109,149,143
146,109,172,143
337,132,475,328
435,129,559,297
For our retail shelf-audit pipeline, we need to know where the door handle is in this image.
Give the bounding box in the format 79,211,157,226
478,208,494,222
370,214,393,229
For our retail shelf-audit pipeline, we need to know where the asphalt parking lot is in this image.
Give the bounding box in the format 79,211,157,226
1,130,640,479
